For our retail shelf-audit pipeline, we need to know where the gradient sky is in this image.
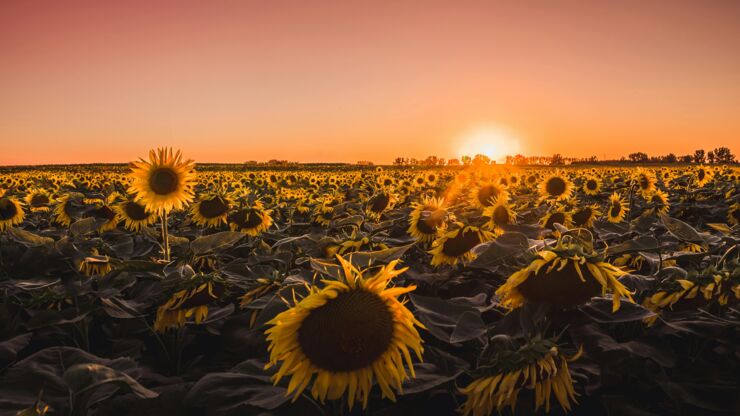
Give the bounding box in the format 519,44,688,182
1,0,739,165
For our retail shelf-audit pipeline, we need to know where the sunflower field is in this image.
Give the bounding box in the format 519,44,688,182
0,149,738,415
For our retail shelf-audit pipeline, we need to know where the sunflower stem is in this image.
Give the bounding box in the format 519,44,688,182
161,212,170,262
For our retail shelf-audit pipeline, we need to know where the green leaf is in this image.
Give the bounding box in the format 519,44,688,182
190,231,244,255
7,228,54,248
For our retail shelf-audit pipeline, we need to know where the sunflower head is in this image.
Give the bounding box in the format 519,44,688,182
647,189,670,215
25,188,53,212
582,175,601,196
429,224,494,266
460,335,582,416
496,238,634,312
228,201,273,236
191,191,233,228
540,206,573,234
571,204,601,228
115,199,156,232
471,182,508,208
483,199,516,236
128,147,196,214
607,192,628,223
540,174,573,201
632,168,656,196
407,197,447,243
0,196,25,231
154,275,225,332
265,256,424,409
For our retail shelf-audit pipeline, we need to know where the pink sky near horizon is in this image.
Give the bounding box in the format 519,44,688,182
1,0,739,165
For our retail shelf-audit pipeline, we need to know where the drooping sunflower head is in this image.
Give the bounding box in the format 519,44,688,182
190,192,233,228
429,224,494,266
128,147,196,214
115,198,156,232
154,275,225,332
0,196,25,231
571,204,601,228
25,188,53,212
471,182,509,208
647,189,670,215
694,165,713,186
496,239,634,312
265,256,424,409
228,201,273,236
483,199,516,235
582,175,601,196
90,202,119,233
460,336,582,416
540,174,573,201
407,197,448,243
365,190,395,220
74,249,112,277
607,192,628,223
641,271,723,326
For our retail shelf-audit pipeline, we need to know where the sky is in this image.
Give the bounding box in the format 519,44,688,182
1,0,739,165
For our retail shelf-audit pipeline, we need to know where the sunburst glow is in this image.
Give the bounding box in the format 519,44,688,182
456,125,522,163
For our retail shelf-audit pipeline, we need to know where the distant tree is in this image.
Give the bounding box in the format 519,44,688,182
663,153,677,163
707,151,715,164
693,149,705,164
409,158,418,165
679,155,693,163
628,152,649,163
712,147,736,164
393,157,407,166
437,158,446,166
513,154,527,165
461,155,472,166
472,154,491,166
550,153,564,166
447,158,460,166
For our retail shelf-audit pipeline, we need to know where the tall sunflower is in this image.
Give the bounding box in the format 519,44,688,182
407,197,447,243
460,336,581,415
429,225,494,266
0,196,25,231
496,240,634,312
607,192,628,223
264,256,424,409
539,174,573,201
128,147,196,214
471,182,508,209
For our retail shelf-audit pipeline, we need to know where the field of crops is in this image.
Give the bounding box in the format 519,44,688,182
0,149,738,415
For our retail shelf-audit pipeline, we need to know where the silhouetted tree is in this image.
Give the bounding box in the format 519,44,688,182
461,155,471,166
712,147,735,164
628,152,649,163
679,155,693,163
707,151,715,164
447,158,460,166
663,153,677,163
472,154,491,166
550,153,564,165
693,149,705,164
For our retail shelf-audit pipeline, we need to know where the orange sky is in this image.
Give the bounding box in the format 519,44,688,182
1,0,739,165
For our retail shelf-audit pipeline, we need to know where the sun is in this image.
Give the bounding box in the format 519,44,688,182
456,125,522,163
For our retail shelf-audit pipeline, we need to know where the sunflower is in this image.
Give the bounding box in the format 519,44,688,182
607,192,628,223
115,199,156,231
154,278,224,332
539,174,573,201
264,256,424,409
642,273,721,326
728,203,740,226
471,182,508,208
460,337,581,415
694,165,713,187
407,197,447,243
75,250,112,277
228,201,273,236
429,225,494,266
483,199,516,236
25,188,53,212
496,240,634,312
90,202,119,232
581,176,601,196
647,189,670,215
540,207,573,232
632,168,656,196
365,191,395,220
0,196,25,231
190,192,232,228
571,204,601,228
54,193,83,227
128,147,196,214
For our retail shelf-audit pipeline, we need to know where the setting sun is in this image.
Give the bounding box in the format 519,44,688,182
456,125,522,163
